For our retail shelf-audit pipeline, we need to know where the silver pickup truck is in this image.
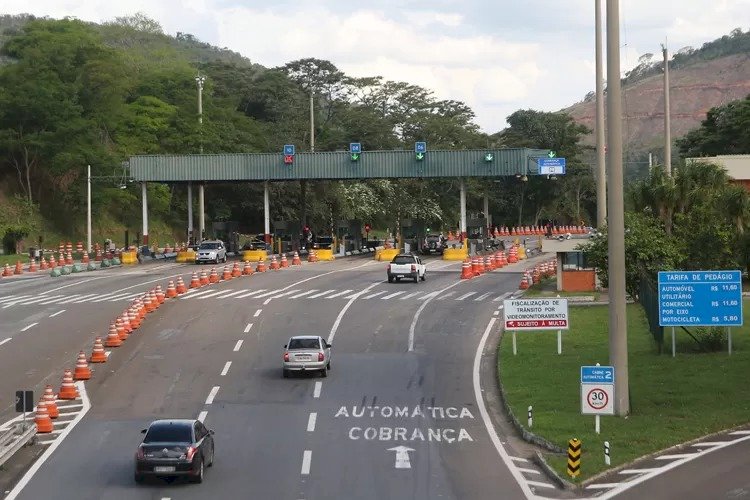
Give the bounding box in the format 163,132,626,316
387,254,426,283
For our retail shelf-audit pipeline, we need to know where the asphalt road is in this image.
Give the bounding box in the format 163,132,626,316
6,254,550,500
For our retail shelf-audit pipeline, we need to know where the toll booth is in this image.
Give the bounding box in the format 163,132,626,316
272,220,303,254
401,219,426,254
335,220,363,253
467,216,489,253
211,221,241,253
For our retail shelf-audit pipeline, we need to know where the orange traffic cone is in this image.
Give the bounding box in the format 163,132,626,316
209,267,220,283
485,255,493,272
280,254,289,268
43,385,59,419
155,286,165,304
508,246,518,264
308,250,316,263
128,308,140,330
49,255,57,268
532,266,541,284
243,260,254,275
495,250,507,268
120,312,132,334
292,251,302,266
519,274,530,290
222,266,232,280
35,398,54,433
115,317,128,340
76,241,83,253
28,259,38,272
2,264,11,277
477,256,485,274
40,257,48,270
231,262,242,278
65,252,73,265
143,293,154,313
82,252,90,264
73,351,91,380
90,337,107,363
166,281,178,298
460,258,473,279
189,272,200,289
256,258,266,273
176,276,187,294
105,323,122,348
269,255,280,271
58,369,79,400
14,261,23,275
200,270,210,286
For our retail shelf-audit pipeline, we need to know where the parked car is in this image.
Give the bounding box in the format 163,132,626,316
421,234,446,255
196,240,227,264
387,254,426,283
283,335,332,378
134,419,215,484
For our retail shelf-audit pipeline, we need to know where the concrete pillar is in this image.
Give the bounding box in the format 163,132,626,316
264,181,271,242
198,183,205,241
557,253,563,292
187,182,193,243
459,178,467,239
483,192,490,234
141,182,149,245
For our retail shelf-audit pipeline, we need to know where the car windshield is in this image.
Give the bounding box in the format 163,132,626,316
199,243,220,250
144,423,192,443
426,236,440,241
392,256,415,265
288,338,321,350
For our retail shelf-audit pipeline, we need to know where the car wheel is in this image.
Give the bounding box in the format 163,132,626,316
208,447,215,467
421,272,426,281
327,361,331,370
283,369,289,378
192,459,204,483
320,367,328,378
134,473,144,484
413,276,418,283
223,255,227,263
388,276,394,283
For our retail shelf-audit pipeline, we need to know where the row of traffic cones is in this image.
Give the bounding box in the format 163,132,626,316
489,226,589,237
519,259,558,289
460,245,525,280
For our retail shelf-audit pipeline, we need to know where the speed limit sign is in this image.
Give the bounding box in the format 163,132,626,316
581,385,614,415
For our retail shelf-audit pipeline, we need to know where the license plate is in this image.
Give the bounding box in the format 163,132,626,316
397,274,404,278
297,356,311,361
154,466,175,473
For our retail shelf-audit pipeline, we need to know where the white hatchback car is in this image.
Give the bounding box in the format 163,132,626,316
282,335,331,378
196,240,227,264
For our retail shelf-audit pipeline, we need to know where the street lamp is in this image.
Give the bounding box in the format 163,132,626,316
195,74,206,153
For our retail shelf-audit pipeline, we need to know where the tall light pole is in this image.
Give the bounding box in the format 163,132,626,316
87,164,92,253
606,0,630,416
195,74,206,241
662,44,672,175
595,0,607,228
195,74,206,154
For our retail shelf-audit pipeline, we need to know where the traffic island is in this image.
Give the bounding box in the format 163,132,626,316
497,301,750,482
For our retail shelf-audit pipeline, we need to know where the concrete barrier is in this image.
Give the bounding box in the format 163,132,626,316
375,248,399,262
518,246,528,260
121,250,138,265
242,249,268,262
176,250,196,263
316,248,335,261
442,247,468,261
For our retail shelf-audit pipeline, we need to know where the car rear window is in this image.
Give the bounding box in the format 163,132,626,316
392,256,415,265
144,423,193,443
288,338,321,349
199,243,220,250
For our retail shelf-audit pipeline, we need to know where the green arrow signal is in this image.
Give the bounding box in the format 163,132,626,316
548,151,556,158
416,152,425,161
484,153,494,162
351,153,360,161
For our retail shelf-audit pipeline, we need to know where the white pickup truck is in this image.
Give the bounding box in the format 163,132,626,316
387,254,426,283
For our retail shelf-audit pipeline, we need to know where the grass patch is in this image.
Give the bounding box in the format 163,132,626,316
0,254,29,266
498,302,750,482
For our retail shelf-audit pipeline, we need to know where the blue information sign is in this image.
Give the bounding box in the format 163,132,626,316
283,144,295,156
658,270,743,327
538,157,566,175
415,142,427,153
350,143,361,154
581,366,614,384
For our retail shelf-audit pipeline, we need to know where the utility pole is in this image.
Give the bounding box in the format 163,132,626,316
195,74,206,241
606,0,630,416
595,0,607,228
195,74,206,154
662,44,672,175
86,164,92,253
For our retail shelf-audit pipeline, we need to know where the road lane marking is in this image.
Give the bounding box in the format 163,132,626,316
254,309,262,317
205,386,220,405
291,290,318,299
381,291,405,300
301,450,312,475
181,289,219,299
49,309,66,318
436,291,456,301
41,277,108,295
473,316,536,499
235,289,267,299
494,292,513,302
416,291,440,300
327,283,378,344
20,323,38,332
526,480,555,489
654,453,699,460
254,289,282,298
197,290,230,300
456,292,476,300
70,293,101,303
307,412,317,432
510,456,529,462
233,340,244,352
408,280,465,351
474,292,491,301
325,289,352,299
619,468,660,474
221,361,232,376
313,382,322,398
213,290,246,299
517,467,541,474
243,323,253,333
9,296,59,306
362,291,387,300
493,310,500,316
197,411,208,423
0,338,11,346
730,430,750,435
0,295,28,304
309,289,336,299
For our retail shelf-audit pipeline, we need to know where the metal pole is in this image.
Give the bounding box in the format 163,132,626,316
196,75,205,154
728,327,732,355
87,165,92,253
187,182,193,244
198,184,205,242
606,0,630,416
141,182,148,245
309,93,315,152
459,178,467,239
558,330,562,355
671,327,676,357
512,331,517,355
663,45,671,175
264,181,271,237
595,0,607,228
483,192,490,234
595,414,601,434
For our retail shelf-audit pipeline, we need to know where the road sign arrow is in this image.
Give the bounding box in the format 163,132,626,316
415,152,425,160
387,446,415,469
548,150,556,158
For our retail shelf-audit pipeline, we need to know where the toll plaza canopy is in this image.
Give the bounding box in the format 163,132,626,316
128,148,552,182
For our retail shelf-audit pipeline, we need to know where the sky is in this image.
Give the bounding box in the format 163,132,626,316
3,0,749,133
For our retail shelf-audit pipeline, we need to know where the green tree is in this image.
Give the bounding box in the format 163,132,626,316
677,94,750,157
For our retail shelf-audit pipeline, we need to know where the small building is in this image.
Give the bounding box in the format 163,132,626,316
687,154,750,191
541,238,597,292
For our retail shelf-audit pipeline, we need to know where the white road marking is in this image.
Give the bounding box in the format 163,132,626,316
381,291,405,300
587,483,626,490
399,291,422,300
233,340,244,352
213,290,246,299
10,296,60,306
309,289,336,299
307,412,317,432
0,338,11,346
197,411,208,423
517,467,540,474
436,291,456,301
20,323,38,332
70,293,102,303
472,316,536,499
474,292,491,301
5,381,91,500
205,386,220,405
0,295,28,304
38,295,77,305
362,290,387,300
243,323,253,333
313,382,322,398
620,468,660,474
691,441,727,447
197,290,230,300
40,277,108,294
325,289,352,299
220,361,232,376
254,289,282,298
526,480,555,489
90,292,126,303
235,289,267,299
264,290,301,304
510,456,529,463
301,450,312,475
253,309,262,317
291,290,318,299
416,291,440,300
493,311,500,316
327,283,379,344
181,289,219,299
408,281,465,351
456,292,476,300
108,293,143,302
493,292,513,302
730,430,750,436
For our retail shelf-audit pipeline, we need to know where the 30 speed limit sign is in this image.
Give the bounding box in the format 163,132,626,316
581,385,614,415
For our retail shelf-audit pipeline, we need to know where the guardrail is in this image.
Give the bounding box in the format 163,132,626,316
0,423,36,469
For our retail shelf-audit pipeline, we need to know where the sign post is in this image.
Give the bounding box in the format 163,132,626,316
658,270,743,356
503,298,569,355
581,364,614,433
15,390,33,428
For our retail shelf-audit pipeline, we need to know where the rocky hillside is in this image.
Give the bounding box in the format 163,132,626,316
564,32,750,156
